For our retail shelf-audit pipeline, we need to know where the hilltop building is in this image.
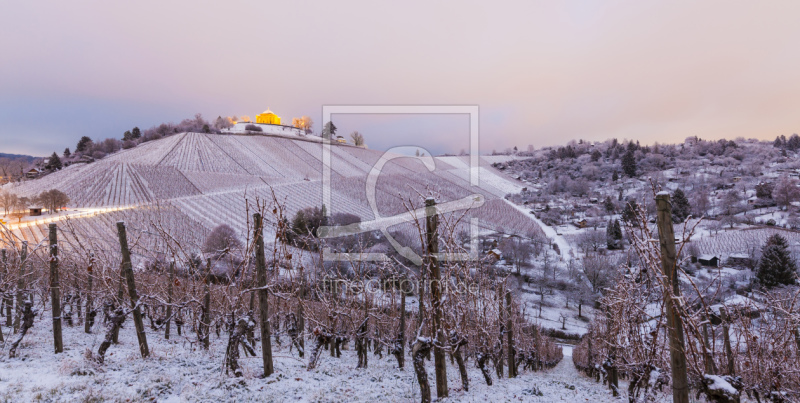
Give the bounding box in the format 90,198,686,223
255,108,281,125
225,107,306,137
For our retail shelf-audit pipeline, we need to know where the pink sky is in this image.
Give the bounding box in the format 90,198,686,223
1,1,799,155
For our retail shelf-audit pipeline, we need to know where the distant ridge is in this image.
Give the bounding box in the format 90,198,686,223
0,152,37,162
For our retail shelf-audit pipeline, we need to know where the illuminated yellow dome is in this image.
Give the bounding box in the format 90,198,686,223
256,108,281,125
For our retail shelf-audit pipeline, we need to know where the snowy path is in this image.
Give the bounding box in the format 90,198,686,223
458,345,623,402
502,199,574,259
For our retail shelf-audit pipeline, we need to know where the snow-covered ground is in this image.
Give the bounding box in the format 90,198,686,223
0,311,627,402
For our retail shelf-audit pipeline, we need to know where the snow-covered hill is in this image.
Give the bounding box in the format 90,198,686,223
3,132,542,249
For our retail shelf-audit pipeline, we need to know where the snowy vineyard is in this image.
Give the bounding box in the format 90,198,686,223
3,133,545,249
691,227,800,261
0,192,564,402
0,132,582,401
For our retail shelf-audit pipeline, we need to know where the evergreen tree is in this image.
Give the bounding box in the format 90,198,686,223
321,204,329,227
63,148,71,158
606,219,623,249
786,134,800,151
123,130,133,141
47,152,62,170
322,121,337,139
672,188,691,222
756,234,797,288
612,171,619,182
756,182,774,200
621,200,639,227
131,126,141,139
591,149,602,162
622,150,636,177
603,196,615,214
76,136,93,153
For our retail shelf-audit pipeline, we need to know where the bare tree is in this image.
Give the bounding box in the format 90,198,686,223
772,175,800,209
499,236,532,274
581,254,613,293
38,189,70,214
576,229,605,254
299,116,313,133
202,224,242,258
350,131,365,146
691,186,711,217
0,157,26,182
0,191,18,215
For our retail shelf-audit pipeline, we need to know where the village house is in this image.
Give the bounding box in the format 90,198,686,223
26,168,42,178
691,254,720,267
573,218,588,228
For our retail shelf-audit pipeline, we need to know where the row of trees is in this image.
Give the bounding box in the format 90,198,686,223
43,114,324,176
0,189,69,217
319,121,367,146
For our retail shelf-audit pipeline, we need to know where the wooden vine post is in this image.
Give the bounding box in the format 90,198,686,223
506,289,516,378
655,193,689,403
496,289,504,378
397,289,406,369
0,250,3,342
116,221,149,358
14,241,28,332
49,224,64,353
85,253,94,334
165,261,174,340
297,276,305,358
113,265,124,344
2,249,10,329
253,212,274,377
425,198,448,399
201,258,212,350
